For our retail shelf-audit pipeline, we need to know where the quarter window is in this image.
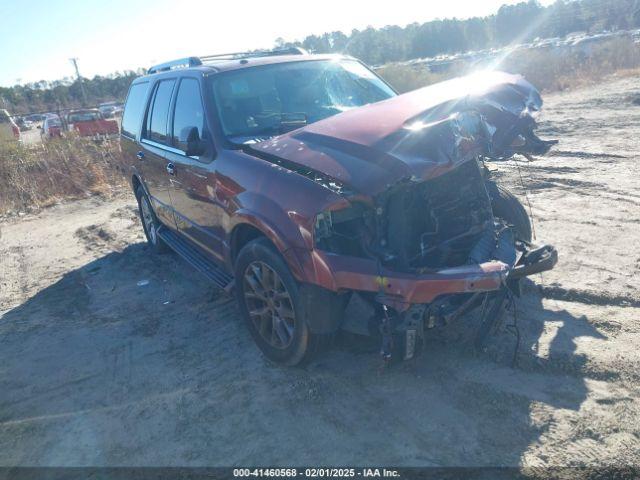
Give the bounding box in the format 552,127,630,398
172,78,205,152
145,79,175,144
121,82,149,138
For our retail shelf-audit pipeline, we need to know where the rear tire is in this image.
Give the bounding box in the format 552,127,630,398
135,185,169,254
486,182,533,242
235,237,336,366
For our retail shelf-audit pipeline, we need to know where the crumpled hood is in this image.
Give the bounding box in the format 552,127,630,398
249,71,554,196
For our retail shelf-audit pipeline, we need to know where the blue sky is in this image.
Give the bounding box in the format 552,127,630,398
0,0,554,87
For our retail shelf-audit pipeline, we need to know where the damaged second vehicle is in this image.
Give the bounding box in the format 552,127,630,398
122,48,558,365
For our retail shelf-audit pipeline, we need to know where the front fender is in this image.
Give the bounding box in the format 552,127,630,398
227,208,309,281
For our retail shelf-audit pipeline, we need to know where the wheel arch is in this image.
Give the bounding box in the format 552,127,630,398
228,216,306,281
230,223,267,264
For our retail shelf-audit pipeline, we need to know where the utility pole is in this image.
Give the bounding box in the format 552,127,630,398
69,58,88,106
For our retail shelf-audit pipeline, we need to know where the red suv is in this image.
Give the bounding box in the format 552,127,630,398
121,48,557,365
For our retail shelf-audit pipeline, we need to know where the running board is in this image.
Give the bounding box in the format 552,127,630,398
157,227,234,291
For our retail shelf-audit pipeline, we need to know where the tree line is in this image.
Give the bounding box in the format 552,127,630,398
0,71,142,115
281,0,640,65
2,0,639,114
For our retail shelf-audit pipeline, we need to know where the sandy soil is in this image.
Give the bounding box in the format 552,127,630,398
1,76,639,468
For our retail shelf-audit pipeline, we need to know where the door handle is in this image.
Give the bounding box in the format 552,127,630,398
136,151,145,160
166,162,175,175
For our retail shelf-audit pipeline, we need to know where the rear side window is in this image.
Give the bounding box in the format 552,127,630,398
145,79,176,144
172,78,205,152
121,82,149,138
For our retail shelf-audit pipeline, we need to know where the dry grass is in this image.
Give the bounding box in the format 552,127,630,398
378,37,640,93
0,136,129,216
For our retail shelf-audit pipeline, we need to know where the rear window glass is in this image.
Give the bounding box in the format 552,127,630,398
145,80,176,144
121,82,149,138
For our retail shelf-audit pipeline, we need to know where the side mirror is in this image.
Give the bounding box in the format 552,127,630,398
181,126,206,157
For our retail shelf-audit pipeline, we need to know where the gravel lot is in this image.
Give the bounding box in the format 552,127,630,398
1,76,639,469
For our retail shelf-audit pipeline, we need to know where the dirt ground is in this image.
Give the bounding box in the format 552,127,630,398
1,75,639,468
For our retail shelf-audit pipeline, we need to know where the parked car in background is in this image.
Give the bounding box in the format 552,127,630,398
122,49,558,366
98,102,124,118
66,109,119,139
40,116,63,140
25,113,45,123
0,109,21,144
15,117,34,131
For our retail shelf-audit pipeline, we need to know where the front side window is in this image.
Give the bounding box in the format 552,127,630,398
209,60,395,143
172,78,205,152
145,79,175,144
122,82,149,138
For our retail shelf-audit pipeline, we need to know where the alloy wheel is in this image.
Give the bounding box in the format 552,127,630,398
243,261,296,349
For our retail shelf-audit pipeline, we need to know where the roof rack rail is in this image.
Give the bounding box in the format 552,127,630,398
147,47,308,75
147,57,202,74
199,46,308,62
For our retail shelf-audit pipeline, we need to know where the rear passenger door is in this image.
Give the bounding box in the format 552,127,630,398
139,78,177,228
164,76,225,261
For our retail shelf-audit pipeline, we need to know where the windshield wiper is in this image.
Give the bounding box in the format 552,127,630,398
278,112,307,132
228,112,308,143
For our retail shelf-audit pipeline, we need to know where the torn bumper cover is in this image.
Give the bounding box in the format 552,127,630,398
305,240,557,312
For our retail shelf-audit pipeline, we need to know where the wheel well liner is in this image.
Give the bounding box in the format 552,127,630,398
231,224,267,263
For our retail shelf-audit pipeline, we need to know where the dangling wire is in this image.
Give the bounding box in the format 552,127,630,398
513,154,537,241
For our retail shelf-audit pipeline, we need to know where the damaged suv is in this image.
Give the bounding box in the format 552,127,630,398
121,48,557,365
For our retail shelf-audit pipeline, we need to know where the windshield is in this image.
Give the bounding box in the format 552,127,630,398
68,112,100,122
209,59,396,142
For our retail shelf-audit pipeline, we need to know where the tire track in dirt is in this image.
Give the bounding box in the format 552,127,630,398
539,285,640,308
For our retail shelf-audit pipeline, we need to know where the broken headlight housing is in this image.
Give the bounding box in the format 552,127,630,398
314,204,372,257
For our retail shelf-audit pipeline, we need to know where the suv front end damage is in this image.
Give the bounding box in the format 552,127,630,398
255,71,558,361
310,157,558,359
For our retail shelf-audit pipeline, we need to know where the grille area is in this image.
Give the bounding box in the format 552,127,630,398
385,159,494,270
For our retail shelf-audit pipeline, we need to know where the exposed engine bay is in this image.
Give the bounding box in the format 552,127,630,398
315,159,519,273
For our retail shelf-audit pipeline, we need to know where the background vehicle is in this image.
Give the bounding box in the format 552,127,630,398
25,113,45,123
66,109,119,138
39,116,63,139
98,101,124,118
122,49,557,366
15,117,34,131
0,109,21,144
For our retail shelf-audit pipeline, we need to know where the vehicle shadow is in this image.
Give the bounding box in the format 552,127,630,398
328,278,608,466
0,246,608,467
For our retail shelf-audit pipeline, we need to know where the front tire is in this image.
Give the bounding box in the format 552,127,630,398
486,182,533,242
235,238,332,366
